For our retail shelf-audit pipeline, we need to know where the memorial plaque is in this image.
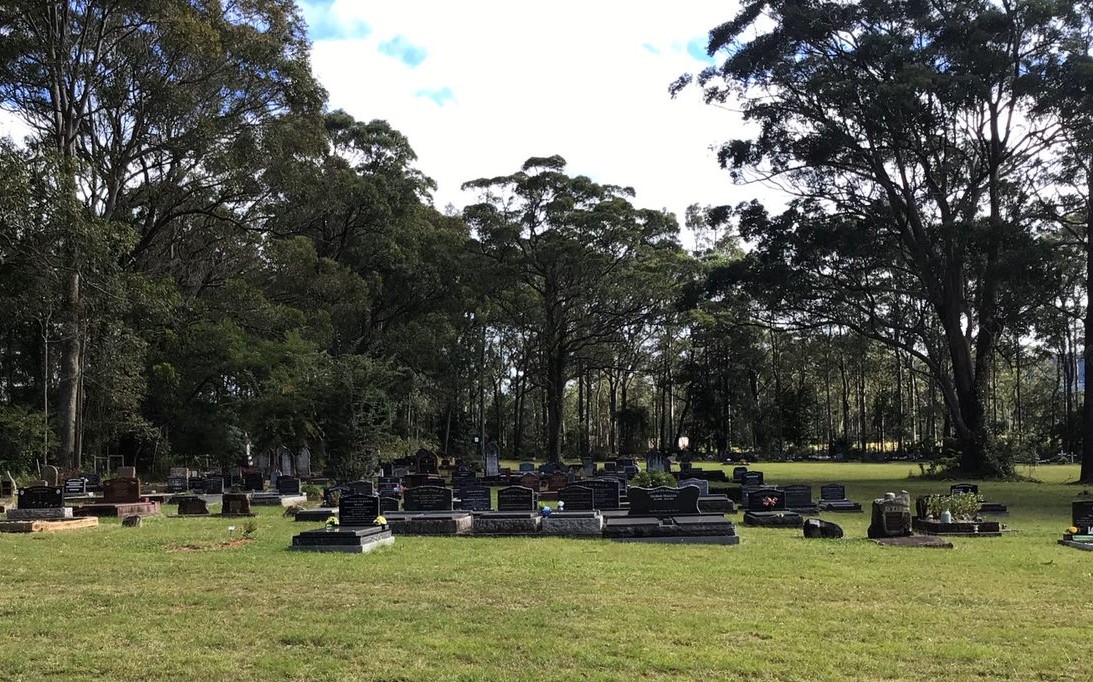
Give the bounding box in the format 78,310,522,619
627,486,701,516
742,471,764,487
496,485,537,512
167,476,188,493
18,485,63,509
678,478,709,496
64,478,87,495
402,485,454,512
559,485,595,511
102,478,141,503
457,485,492,511
340,494,380,526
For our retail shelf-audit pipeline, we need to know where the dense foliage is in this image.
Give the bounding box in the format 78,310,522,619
1,0,1092,480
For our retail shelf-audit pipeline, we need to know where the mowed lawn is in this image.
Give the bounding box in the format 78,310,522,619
0,463,1089,682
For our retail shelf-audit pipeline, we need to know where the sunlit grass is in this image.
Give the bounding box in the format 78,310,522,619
0,463,1088,681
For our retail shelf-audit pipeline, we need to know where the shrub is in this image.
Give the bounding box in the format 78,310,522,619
631,470,676,488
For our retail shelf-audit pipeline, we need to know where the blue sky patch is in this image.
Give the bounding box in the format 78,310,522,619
380,35,427,68
686,37,715,64
415,87,455,106
299,1,371,41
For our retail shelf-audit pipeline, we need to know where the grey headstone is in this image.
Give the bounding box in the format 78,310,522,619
678,478,709,496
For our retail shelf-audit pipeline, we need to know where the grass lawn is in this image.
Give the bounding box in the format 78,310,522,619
0,462,1089,681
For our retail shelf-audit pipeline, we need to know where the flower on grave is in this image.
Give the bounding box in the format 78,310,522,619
326,516,339,527
557,501,565,511
762,496,778,508
227,525,237,533
374,515,387,526
1068,526,1079,534
540,505,552,517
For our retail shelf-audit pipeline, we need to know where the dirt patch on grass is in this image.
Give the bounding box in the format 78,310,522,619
166,538,253,553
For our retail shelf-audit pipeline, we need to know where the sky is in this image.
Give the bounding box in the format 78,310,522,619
298,0,770,240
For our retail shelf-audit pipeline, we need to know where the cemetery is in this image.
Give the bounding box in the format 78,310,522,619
0,459,1089,680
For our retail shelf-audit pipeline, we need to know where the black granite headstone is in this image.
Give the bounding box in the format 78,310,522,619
340,494,380,526
243,472,264,492
732,466,748,483
344,480,374,496
64,478,87,495
457,485,492,511
1072,500,1093,532
177,497,209,515
584,478,621,510
627,486,701,516
746,488,786,512
204,475,225,494
277,476,302,495
379,496,400,513
558,485,595,511
820,483,847,501
496,485,537,512
783,485,813,509
18,485,63,509
742,471,764,486
167,476,188,493
950,483,979,496
402,485,454,512
188,477,206,493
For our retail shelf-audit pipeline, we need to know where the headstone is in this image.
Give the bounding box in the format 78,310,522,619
221,492,252,515
602,461,617,473
83,472,102,488
581,457,595,478
558,485,595,511
17,485,64,509
339,494,380,526
204,475,225,494
402,485,454,512
188,476,206,493
742,471,764,487
783,484,814,509
584,478,622,510
64,478,87,496
322,486,347,508
867,492,913,538
678,478,709,496
102,478,141,504
519,473,540,490
344,480,374,496
415,449,439,475
1,476,13,498
277,476,302,495
42,465,60,486
679,460,692,473
821,483,848,501
379,496,400,513
457,485,492,511
121,515,142,527
547,471,568,491
269,469,281,489
950,483,979,496
627,486,701,516
117,466,137,479
646,450,668,473
484,442,501,477
243,472,264,492
177,497,209,515
452,465,477,488
278,446,295,476
1072,500,1093,534
496,485,537,512
539,462,557,475
295,447,312,477
166,476,188,493
746,488,786,512
377,478,402,498
518,462,535,472
732,466,748,483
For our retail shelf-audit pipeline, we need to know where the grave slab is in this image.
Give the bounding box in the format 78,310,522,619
742,510,803,527
541,511,604,536
295,508,338,522
73,501,159,517
384,512,474,535
291,526,394,553
472,512,542,535
0,517,99,533
7,507,73,520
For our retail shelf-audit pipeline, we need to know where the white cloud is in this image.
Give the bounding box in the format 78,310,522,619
303,1,787,241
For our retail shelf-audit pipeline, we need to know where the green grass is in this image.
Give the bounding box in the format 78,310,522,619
0,463,1090,681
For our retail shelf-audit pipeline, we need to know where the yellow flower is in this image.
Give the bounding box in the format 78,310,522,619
1068,526,1079,534
375,515,387,525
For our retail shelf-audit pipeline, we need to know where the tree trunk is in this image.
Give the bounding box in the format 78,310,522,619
545,345,566,463
1082,169,1093,482
56,270,81,469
